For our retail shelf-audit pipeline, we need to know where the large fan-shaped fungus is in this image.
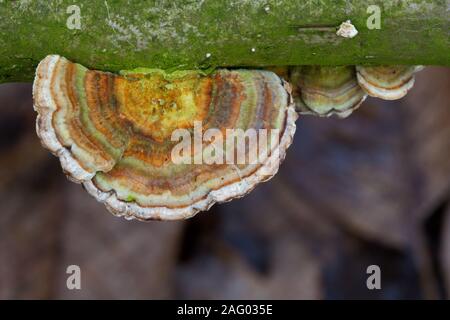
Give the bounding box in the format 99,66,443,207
33,55,297,220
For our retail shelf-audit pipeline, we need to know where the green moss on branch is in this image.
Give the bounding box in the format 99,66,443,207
0,0,449,83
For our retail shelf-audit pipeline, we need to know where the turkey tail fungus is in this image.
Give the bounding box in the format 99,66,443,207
33,55,423,220
356,65,423,100
33,55,297,220
290,66,367,118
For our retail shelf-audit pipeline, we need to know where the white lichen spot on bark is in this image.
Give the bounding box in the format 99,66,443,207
384,1,436,14
106,15,148,50
11,0,32,10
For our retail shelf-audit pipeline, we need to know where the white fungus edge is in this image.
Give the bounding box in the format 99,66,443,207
355,66,419,100
33,54,95,182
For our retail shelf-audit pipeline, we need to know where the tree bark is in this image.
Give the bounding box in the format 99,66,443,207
0,0,448,83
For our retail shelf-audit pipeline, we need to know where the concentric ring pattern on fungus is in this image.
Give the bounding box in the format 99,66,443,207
290,66,367,118
33,55,297,220
356,65,422,100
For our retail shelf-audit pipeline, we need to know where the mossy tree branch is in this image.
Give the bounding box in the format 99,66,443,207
0,0,449,83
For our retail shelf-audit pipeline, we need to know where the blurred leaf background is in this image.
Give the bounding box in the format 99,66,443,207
0,67,449,299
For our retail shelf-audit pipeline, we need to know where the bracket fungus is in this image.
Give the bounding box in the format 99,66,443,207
32,54,423,220
33,55,297,220
356,66,423,100
290,66,367,118
284,65,423,118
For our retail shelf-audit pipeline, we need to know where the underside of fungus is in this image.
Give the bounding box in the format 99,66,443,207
33,55,297,220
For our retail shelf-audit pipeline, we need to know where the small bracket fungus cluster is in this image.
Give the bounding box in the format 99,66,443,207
290,66,366,118
32,55,422,220
288,65,422,118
